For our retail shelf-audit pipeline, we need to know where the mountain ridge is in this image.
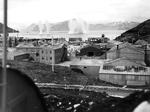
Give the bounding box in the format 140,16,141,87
20,20,139,33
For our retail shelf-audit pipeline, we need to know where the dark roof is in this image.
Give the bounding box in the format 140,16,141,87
0,67,48,112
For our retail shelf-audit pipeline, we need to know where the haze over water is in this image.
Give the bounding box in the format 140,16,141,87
9,30,125,40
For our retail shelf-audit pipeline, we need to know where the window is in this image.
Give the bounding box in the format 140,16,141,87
103,65,113,70
42,50,44,54
36,52,39,56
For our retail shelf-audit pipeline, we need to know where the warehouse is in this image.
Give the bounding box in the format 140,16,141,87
99,57,150,86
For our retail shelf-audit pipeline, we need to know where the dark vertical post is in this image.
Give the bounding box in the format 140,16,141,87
116,45,120,58
144,45,148,66
1,0,8,112
105,45,107,59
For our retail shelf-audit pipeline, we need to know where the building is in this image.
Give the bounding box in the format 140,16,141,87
77,44,106,57
69,37,82,45
39,44,67,64
99,57,150,86
14,53,30,61
107,42,145,65
135,39,148,46
16,44,42,62
0,67,48,112
16,43,67,64
88,34,110,44
70,59,104,78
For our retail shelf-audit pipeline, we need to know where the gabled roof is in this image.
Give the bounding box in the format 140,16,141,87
104,57,146,66
107,42,144,54
135,39,148,45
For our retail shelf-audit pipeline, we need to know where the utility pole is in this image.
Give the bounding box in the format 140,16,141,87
1,0,8,112
52,36,54,72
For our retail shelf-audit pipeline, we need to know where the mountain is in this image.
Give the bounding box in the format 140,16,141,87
21,24,39,33
21,20,139,33
21,21,68,33
0,23,18,33
115,19,150,43
89,22,139,31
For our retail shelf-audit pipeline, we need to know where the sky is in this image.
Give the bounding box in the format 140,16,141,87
0,0,150,29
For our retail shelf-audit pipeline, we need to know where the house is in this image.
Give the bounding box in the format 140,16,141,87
99,57,150,86
39,44,67,64
0,67,48,112
107,42,145,65
16,43,67,64
77,44,106,57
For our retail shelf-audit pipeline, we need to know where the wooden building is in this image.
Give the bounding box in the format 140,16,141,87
99,57,150,86
0,67,48,112
107,42,145,65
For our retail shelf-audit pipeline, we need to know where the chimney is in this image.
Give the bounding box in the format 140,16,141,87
144,45,150,66
116,45,120,58
105,45,107,59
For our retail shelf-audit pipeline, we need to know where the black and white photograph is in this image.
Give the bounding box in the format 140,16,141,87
0,0,150,112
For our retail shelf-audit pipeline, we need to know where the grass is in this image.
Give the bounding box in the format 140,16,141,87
0,60,116,86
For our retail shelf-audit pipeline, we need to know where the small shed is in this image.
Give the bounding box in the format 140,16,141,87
0,68,48,112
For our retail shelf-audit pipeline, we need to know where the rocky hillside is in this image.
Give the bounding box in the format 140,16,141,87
0,23,18,33
115,19,150,43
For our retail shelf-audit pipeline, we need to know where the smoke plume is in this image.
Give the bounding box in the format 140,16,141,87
68,18,88,34
38,21,44,34
45,21,51,34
